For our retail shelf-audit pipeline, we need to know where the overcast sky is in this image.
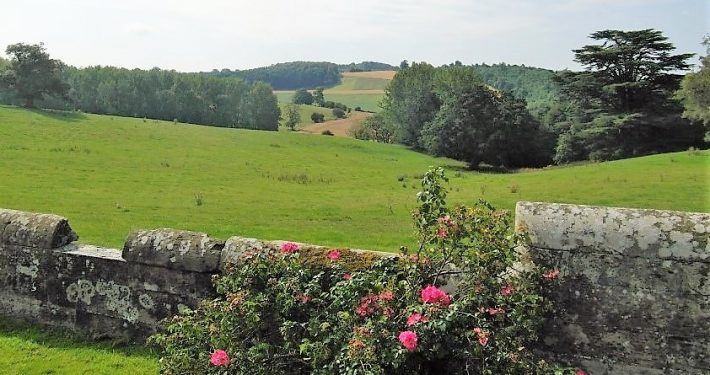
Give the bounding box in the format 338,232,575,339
1,0,707,72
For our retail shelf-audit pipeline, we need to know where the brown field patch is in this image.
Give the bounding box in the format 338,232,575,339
301,111,372,137
341,70,397,80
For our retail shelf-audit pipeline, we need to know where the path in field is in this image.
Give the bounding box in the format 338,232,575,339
301,111,372,136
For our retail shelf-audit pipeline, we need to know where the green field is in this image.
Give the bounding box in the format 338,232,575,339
321,93,383,112
274,90,384,112
278,103,335,128
0,319,158,375
0,105,708,373
1,105,707,252
329,76,390,91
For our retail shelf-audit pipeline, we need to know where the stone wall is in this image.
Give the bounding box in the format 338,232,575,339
516,202,709,375
0,208,362,341
1,204,708,374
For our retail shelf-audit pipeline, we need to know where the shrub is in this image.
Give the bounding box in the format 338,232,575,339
311,112,325,123
332,108,346,119
151,168,578,375
292,89,314,105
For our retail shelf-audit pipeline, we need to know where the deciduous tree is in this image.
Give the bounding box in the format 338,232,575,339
1,43,68,108
284,104,300,130
676,35,710,140
292,88,314,105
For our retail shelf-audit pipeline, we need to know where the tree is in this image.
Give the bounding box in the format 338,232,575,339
284,104,300,130
1,42,68,107
312,87,325,106
676,35,710,140
381,62,438,147
292,88,314,105
421,85,549,168
553,29,703,162
350,113,395,143
244,82,280,130
565,29,694,114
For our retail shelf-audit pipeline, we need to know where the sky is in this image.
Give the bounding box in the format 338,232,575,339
1,0,707,72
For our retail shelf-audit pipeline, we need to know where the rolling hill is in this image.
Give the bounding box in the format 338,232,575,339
0,105,707,253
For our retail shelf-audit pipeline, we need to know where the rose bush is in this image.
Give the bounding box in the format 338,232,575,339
151,167,581,374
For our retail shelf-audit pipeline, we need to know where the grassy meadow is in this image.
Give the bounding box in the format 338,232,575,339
0,319,158,375
278,103,336,128
0,105,707,252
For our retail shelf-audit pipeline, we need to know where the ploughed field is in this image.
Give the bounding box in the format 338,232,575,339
0,105,707,252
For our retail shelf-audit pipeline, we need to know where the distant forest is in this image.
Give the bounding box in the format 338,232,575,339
207,62,342,90
207,61,398,90
0,52,281,130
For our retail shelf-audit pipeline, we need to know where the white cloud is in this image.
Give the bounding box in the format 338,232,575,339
0,0,705,71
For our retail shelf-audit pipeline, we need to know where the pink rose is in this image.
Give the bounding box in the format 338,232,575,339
500,285,513,296
327,249,341,261
420,285,452,306
438,215,453,225
398,330,418,351
406,312,430,326
280,242,300,254
355,293,379,317
436,227,448,238
343,273,352,280
487,307,505,316
379,290,394,301
210,349,230,366
478,335,489,346
575,370,587,375
543,269,561,280
472,327,489,346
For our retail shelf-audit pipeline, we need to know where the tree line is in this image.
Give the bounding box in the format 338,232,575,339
208,61,399,90
208,61,341,90
357,29,707,168
0,43,281,130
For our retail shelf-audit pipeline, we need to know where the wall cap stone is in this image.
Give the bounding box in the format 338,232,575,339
122,228,224,272
0,208,78,249
515,201,709,262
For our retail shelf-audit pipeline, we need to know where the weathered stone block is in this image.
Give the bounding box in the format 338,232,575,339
515,202,710,261
122,229,224,272
0,208,77,249
517,202,710,374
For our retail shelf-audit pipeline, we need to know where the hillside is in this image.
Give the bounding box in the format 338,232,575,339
207,61,396,90
208,62,341,90
275,70,394,112
0,106,707,252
